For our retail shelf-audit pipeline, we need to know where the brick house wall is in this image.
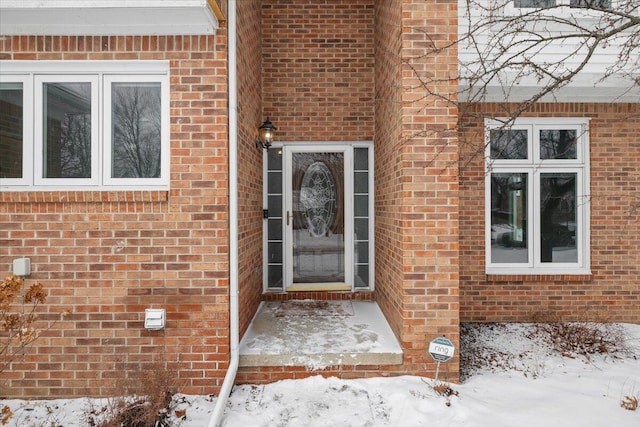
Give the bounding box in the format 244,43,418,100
392,0,460,380
261,0,375,142
0,34,230,398
460,103,640,323
237,0,265,339
375,0,461,381
236,0,461,385
373,0,405,344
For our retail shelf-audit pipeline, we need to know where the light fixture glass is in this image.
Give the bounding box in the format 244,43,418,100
256,118,277,149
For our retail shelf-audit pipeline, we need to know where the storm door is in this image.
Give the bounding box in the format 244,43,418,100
284,146,352,290
264,143,373,292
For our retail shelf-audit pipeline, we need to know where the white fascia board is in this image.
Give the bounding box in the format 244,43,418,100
0,1,219,36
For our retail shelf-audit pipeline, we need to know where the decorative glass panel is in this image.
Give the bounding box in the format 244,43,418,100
491,173,528,263
490,129,528,160
111,82,161,178
540,130,577,160
540,173,577,263
0,82,23,179
292,152,345,283
43,82,92,178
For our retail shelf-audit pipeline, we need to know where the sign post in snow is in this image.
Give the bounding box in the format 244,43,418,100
428,337,455,380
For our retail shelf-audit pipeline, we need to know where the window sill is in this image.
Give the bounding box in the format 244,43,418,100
486,273,592,282
0,190,168,204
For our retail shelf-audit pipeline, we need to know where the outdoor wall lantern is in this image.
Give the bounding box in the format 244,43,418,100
255,118,277,149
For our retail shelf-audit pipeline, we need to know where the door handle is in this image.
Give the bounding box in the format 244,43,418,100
286,211,290,226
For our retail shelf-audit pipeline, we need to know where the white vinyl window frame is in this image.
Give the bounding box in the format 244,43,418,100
485,118,591,275
0,61,170,191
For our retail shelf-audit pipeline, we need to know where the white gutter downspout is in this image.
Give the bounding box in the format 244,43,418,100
208,0,238,426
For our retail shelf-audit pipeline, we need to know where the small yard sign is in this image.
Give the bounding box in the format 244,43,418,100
428,337,455,380
428,337,455,363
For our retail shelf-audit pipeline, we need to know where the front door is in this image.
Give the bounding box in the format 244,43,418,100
284,146,352,290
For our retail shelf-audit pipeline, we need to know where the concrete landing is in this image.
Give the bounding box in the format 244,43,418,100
239,300,403,369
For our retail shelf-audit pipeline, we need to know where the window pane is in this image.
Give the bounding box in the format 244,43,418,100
540,129,577,160
43,82,92,178
355,265,369,288
111,82,161,178
491,173,528,263
268,265,283,288
354,147,368,170
540,173,577,263
268,195,282,217
569,0,611,8
514,0,556,7
268,218,282,240
355,218,368,241
354,195,368,217
268,147,282,171
268,171,282,193
0,82,23,179
490,129,528,160
354,171,368,193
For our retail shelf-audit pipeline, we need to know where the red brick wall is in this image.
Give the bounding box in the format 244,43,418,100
460,103,640,323
373,0,404,343
237,0,460,385
262,0,375,142
237,0,265,339
0,34,230,398
394,0,460,380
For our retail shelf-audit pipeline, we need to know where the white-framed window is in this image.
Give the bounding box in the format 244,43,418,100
485,118,590,275
0,61,170,191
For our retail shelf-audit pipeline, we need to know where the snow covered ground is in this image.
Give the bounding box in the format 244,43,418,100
3,322,639,427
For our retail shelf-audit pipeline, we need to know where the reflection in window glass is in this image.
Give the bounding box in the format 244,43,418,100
43,82,92,178
111,83,161,178
540,173,577,263
569,0,611,8
540,130,577,159
490,129,528,160
514,0,556,7
491,173,528,263
0,83,23,179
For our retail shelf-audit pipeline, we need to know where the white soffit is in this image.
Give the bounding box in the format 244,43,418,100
460,72,640,103
0,0,220,36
